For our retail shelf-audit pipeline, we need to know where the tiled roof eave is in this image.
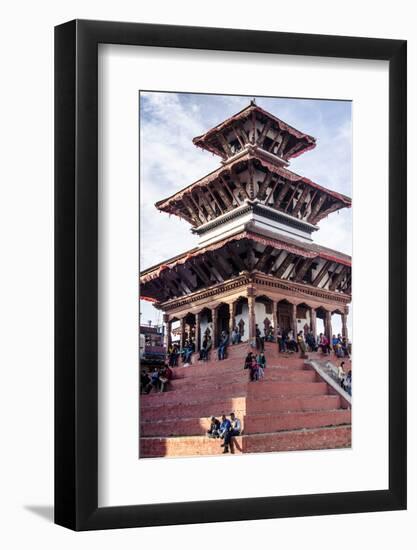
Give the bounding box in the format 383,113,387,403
140,229,351,285
155,149,351,212
192,103,316,148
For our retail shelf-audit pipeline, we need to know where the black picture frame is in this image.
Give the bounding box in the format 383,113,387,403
55,19,407,531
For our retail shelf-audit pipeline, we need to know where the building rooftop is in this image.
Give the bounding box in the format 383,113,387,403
192,101,316,161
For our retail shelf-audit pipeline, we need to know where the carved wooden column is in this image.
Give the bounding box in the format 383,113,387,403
211,307,218,347
247,289,256,346
195,312,201,351
310,308,317,339
163,313,172,349
325,310,333,341
291,303,297,337
228,301,236,335
272,300,278,341
341,313,348,339
179,317,186,349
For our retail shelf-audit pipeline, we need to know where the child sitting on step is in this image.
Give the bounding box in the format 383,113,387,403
254,353,265,380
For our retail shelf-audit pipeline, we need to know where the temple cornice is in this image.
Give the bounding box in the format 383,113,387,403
156,273,351,314
192,200,319,236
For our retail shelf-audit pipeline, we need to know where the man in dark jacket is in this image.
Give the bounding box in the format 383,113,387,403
207,416,221,438
217,331,229,360
140,370,151,394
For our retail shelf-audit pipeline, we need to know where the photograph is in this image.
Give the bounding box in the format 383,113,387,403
139,92,352,458
0,0,409,541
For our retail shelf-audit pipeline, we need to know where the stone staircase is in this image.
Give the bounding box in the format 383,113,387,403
140,342,351,458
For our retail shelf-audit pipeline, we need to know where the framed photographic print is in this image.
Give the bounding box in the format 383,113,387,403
55,20,407,530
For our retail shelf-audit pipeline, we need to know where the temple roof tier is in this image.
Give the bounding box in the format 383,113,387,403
192,102,316,163
140,228,351,304
155,149,351,228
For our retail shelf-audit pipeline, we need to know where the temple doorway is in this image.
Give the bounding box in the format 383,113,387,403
216,303,230,345
296,302,311,336
255,295,274,338
184,312,196,344
234,297,248,342
277,299,292,332
315,307,327,339
199,308,213,345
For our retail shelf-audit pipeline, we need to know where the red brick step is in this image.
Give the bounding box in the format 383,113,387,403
140,409,350,437
140,426,351,458
245,394,342,414
244,409,351,434
170,368,316,390
140,394,342,422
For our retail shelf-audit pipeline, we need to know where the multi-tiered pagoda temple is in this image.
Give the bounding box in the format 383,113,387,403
140,101,351,351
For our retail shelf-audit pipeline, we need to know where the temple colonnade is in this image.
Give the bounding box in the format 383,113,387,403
163,290,348,350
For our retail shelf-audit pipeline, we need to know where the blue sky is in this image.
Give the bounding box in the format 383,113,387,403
140,92,352,326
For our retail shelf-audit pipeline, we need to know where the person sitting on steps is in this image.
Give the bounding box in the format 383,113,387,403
306,331,317,352
207,416,221,438
333,334,344,358
265,325,274,342
297,331,307,358
341,336,350,358
345,369,352,395
250,354,259,381
150,367,160,393
258,350,266,366
158,364,172,392
256,357,264,380
140,369,151,394
287,330,299,353
244,351,253,371
318,333,330,355
183,340,194,364
231,326,240,345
